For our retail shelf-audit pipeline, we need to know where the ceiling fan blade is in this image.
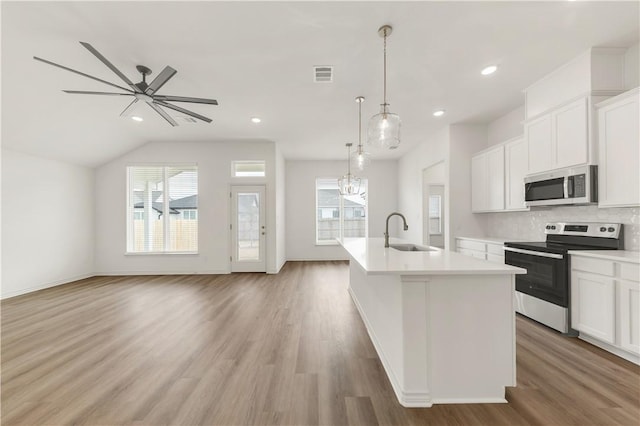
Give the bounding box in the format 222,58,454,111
153,95,218,105
63,90,134,96
34,56,134,93
146,66,177,95
79,41,141,93
154,100,212,123
120,99,140,117
148,102,178,126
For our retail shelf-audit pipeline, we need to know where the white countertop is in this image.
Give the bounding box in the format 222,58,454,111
568,250,640,264
339,237,526,276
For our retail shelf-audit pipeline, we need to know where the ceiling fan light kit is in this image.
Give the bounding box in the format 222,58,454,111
34,41,218,126
367,24,401,150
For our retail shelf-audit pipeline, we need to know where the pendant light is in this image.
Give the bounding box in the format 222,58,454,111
367,25,401,150
351,96,371,171
338,143,361,196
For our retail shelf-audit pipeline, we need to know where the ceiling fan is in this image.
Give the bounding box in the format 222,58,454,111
33,42,218,126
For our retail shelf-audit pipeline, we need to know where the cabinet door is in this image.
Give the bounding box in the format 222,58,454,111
487,146,505,211
619,280,640,355
505,137,528,210
554,98,588,168
526,115,553,174
598,95,640,207
471,153,488,212
571,271,615,343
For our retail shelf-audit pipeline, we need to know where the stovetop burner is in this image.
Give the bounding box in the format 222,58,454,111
505,222,624,253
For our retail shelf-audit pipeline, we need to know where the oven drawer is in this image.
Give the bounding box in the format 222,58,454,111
571,256,615,277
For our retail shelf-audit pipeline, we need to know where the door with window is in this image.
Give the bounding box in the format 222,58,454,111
231,185,266,272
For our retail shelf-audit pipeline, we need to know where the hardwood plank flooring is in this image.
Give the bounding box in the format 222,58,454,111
2,261,638,425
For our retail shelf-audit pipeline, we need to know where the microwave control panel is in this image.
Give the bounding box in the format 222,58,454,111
573,174,586,197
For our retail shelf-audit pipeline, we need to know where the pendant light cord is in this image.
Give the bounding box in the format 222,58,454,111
383,28,387,106
358,99,362,150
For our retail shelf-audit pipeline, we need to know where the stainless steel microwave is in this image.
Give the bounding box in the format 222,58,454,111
524,165,597,207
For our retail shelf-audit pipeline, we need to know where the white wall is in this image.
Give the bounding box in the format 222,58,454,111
487,105,524,146
275,144,286,272
94,140,278,275
285,160,398,261
1,149,94,298
397,127,449,245
625,42,639,89
447,124,488,249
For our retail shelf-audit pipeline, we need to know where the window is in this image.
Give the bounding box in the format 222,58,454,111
181,210,197,220
127,165,198,253
315,178,367,245
232,160,266,177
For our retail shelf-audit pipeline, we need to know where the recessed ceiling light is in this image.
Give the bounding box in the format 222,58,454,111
251,117,261,123
433,110,446,117
131,116,143,122
481,65,498,76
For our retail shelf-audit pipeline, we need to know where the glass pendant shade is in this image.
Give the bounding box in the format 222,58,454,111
339,142,361,196
351,146,371,171
338,173,361,195
368,104,401,150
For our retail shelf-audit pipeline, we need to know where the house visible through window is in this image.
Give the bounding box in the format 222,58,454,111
127,165,198,253
315,178,368,244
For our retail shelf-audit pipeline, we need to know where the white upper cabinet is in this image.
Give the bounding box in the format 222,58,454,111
526,115,553,174
523,48,626,175
554,97,589,168
472,138,527,213
488,147,505,211
597,89,640,207
504,137,528,210
471,145,505,213
471,152,489,212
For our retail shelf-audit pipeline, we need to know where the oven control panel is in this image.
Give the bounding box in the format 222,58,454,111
545,222,621,238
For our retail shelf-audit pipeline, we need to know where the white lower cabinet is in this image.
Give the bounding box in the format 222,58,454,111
455,238,505,264
571,254,640,364
571,271,615,343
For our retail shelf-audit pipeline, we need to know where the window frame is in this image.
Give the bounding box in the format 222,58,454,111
315,178,368,245
126,163,199,255
231,160,266,178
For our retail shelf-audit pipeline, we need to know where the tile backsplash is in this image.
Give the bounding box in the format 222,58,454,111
485,206,640,251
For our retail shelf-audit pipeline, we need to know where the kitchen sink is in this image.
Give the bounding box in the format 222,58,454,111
389,243,433,252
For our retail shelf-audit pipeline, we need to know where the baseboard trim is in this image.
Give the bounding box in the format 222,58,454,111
579,334,640,365
431,397,508,405
1,273,94,300
348,287,432,408
94,270,230,276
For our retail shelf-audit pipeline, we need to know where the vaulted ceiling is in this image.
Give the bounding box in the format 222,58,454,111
2,1,638,167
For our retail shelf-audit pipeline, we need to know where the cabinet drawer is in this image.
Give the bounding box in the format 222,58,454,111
620,263,640,282
571,256,615,276
458,248,486,260
457,239,486,252
487,253,505,264
487,243,504,256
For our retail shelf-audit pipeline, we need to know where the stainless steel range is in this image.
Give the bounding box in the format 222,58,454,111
504,222,623,333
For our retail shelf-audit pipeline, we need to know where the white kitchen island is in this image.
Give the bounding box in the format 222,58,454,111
340,237,526,408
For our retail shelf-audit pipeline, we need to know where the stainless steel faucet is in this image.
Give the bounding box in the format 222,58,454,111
384,212,408,247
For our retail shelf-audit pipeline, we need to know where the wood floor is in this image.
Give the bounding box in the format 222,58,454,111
2,261,639,425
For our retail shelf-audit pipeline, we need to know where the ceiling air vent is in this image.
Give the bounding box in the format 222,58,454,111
314,66,333,83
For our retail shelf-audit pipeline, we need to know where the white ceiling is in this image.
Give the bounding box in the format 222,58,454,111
2,1,638,167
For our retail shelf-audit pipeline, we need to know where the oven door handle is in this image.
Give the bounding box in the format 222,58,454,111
503,247,564,259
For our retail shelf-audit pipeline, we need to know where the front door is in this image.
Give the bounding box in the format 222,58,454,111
231,185,266,272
